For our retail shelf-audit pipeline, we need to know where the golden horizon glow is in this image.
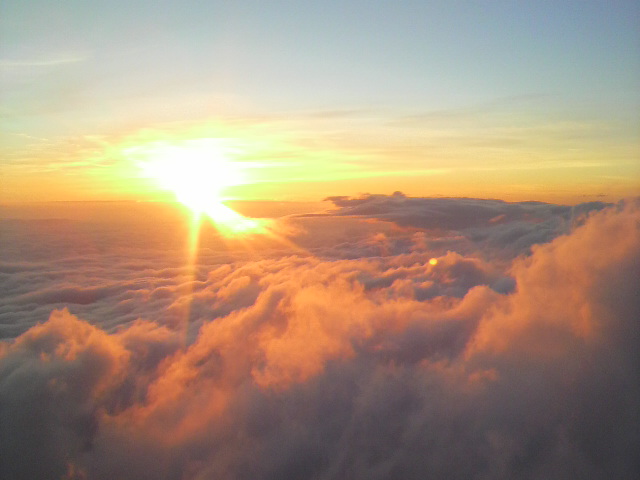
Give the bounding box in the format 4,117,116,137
2,114,637,206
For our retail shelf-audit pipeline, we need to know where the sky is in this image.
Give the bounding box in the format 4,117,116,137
1,0,639,203
1,3,640,479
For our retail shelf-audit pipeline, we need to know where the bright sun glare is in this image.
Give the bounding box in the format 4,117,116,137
130,139,263,235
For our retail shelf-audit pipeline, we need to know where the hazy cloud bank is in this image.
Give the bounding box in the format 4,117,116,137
325,193,611,257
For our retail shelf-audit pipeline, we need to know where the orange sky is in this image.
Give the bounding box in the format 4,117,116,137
2,113,639,205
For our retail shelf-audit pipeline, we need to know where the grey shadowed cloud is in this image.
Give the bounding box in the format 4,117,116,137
324,193,611,256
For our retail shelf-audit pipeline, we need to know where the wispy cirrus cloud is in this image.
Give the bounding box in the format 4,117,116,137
0,55,87,69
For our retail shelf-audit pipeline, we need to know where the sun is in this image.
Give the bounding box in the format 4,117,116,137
142,145,239,213
130,139,263,234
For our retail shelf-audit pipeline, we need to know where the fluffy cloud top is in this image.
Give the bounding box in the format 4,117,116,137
325,193,611,256
1,199,638,479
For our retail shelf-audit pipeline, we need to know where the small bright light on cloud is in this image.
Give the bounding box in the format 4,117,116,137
429,258,438,266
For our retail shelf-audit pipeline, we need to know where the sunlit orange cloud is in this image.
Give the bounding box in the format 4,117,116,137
2,200,639,478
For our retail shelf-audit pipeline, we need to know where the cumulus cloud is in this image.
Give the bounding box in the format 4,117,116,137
1,195,608,338
1,200,638,479
324,193,611,256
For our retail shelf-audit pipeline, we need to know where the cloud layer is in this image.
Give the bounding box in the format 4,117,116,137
1,198,638,479
325,193,610,256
